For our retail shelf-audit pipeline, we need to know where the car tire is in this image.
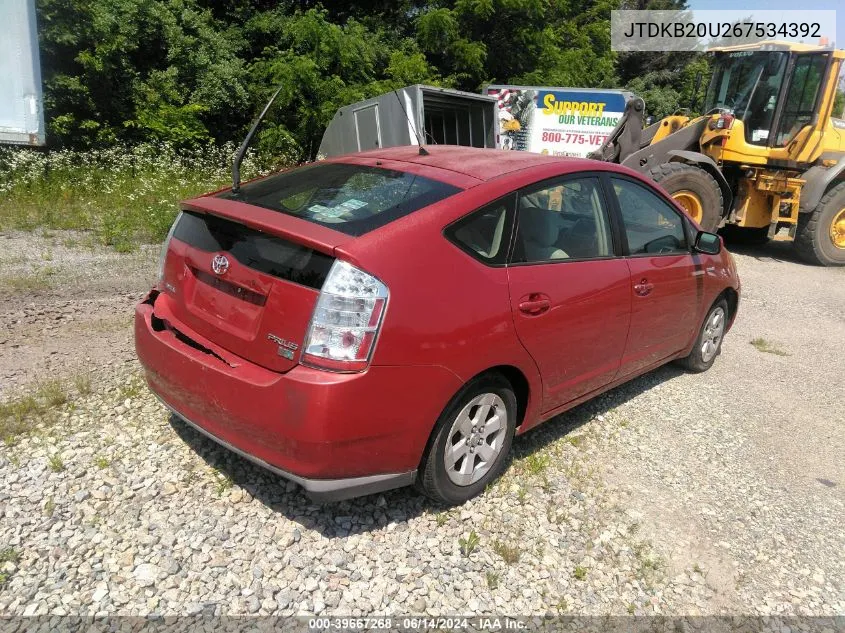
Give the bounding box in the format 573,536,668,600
648,162,723,232
418,374,517,505
794,182,845,266
676,298,730,373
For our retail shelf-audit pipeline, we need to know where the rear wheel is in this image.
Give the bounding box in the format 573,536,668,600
648,162,723,232
419,374,516,505
676,298,729,373
794,182,845,266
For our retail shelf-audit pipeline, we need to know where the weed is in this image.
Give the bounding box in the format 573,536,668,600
516,486,528,504
48,453,65,473
555,597,568,613
118,378,143,400
0,548,19,564
435,512,449,527
565,435,585,448
492,540,521,564
93,455,110,469
37,380,68,407
44,497,56,517
458,530,480,557
485,571,500,590
750,337,790,356
693,563,703,574
573,565,587,580
74,373,93,396
523,453,550,476
214,472,234,496
0,143,276,251
0,267,56,292
627,602,637,614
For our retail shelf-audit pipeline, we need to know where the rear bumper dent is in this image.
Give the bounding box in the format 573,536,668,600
157,395,417,502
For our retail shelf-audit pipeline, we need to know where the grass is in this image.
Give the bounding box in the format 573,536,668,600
0,143,277,252
485,571,500,590
0,266,59,292
572,565,588,580
750,337,790,356
37,380,68,407
48,453,65,473
435,511,449,527
492,540,521,564
458,530,480,557
0,379,77,443
117,377,145,401
523,453,550,476
0,548,19,564
73,373,93,396
93,455,110,469
0,548,20,587
214,472,234,496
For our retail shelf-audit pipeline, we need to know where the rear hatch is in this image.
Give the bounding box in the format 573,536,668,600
159,198,345,373
157,159,462,373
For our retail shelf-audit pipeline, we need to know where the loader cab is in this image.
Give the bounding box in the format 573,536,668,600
702,43,836,162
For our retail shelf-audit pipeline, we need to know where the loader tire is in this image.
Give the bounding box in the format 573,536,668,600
648,162,723,232
794,182,845,266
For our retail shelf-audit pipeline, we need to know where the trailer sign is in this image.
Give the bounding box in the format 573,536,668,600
486,86,628,158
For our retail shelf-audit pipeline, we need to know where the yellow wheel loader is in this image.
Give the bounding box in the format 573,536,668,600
590,41,845,266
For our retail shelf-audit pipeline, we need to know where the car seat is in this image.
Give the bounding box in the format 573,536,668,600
519,197,568,261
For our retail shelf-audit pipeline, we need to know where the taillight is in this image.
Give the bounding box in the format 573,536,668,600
301,260,389,372
158,211,182,287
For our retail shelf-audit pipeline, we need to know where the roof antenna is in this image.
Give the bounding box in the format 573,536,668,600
394,89,429,155
232,82,285,195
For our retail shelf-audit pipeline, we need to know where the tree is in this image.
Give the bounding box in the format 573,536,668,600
415,0,619,91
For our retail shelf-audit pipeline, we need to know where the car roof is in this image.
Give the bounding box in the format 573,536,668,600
340,145,598,182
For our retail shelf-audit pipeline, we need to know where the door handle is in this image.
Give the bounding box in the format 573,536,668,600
518,296,551,315
633,278,654,297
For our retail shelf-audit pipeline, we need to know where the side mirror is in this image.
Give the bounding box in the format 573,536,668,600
694,231,722,255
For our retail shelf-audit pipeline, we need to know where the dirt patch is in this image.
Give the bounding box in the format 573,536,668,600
0,231,157,398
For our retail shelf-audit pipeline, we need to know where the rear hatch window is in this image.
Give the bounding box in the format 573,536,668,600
217,163,461,236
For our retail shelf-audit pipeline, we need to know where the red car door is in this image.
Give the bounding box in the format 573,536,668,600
607,175,700,377
507,175,631,413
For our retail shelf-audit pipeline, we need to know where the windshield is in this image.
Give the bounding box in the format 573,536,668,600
704,51,788,145
218,163,461,237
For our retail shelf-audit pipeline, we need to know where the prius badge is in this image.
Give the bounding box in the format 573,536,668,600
211,254,230,275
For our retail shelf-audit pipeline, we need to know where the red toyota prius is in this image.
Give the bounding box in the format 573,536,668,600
135,146,740,505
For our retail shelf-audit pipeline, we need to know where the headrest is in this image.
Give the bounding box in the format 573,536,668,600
520,198,559,247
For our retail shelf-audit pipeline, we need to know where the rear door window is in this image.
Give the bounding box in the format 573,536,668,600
218,163,461,236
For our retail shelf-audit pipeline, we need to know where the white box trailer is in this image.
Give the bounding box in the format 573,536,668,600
0,0,45,145
317,85,498,158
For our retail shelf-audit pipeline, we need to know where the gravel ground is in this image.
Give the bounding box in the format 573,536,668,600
0,231,843,617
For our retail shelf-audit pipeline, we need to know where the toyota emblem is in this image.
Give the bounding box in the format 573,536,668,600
211,254,230,275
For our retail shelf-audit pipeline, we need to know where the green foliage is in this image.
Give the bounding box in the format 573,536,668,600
32,0,718,155
415,0,618,90
0,143,272,249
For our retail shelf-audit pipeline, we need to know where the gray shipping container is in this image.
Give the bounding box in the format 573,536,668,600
0,0,45,145
317,85,498,159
